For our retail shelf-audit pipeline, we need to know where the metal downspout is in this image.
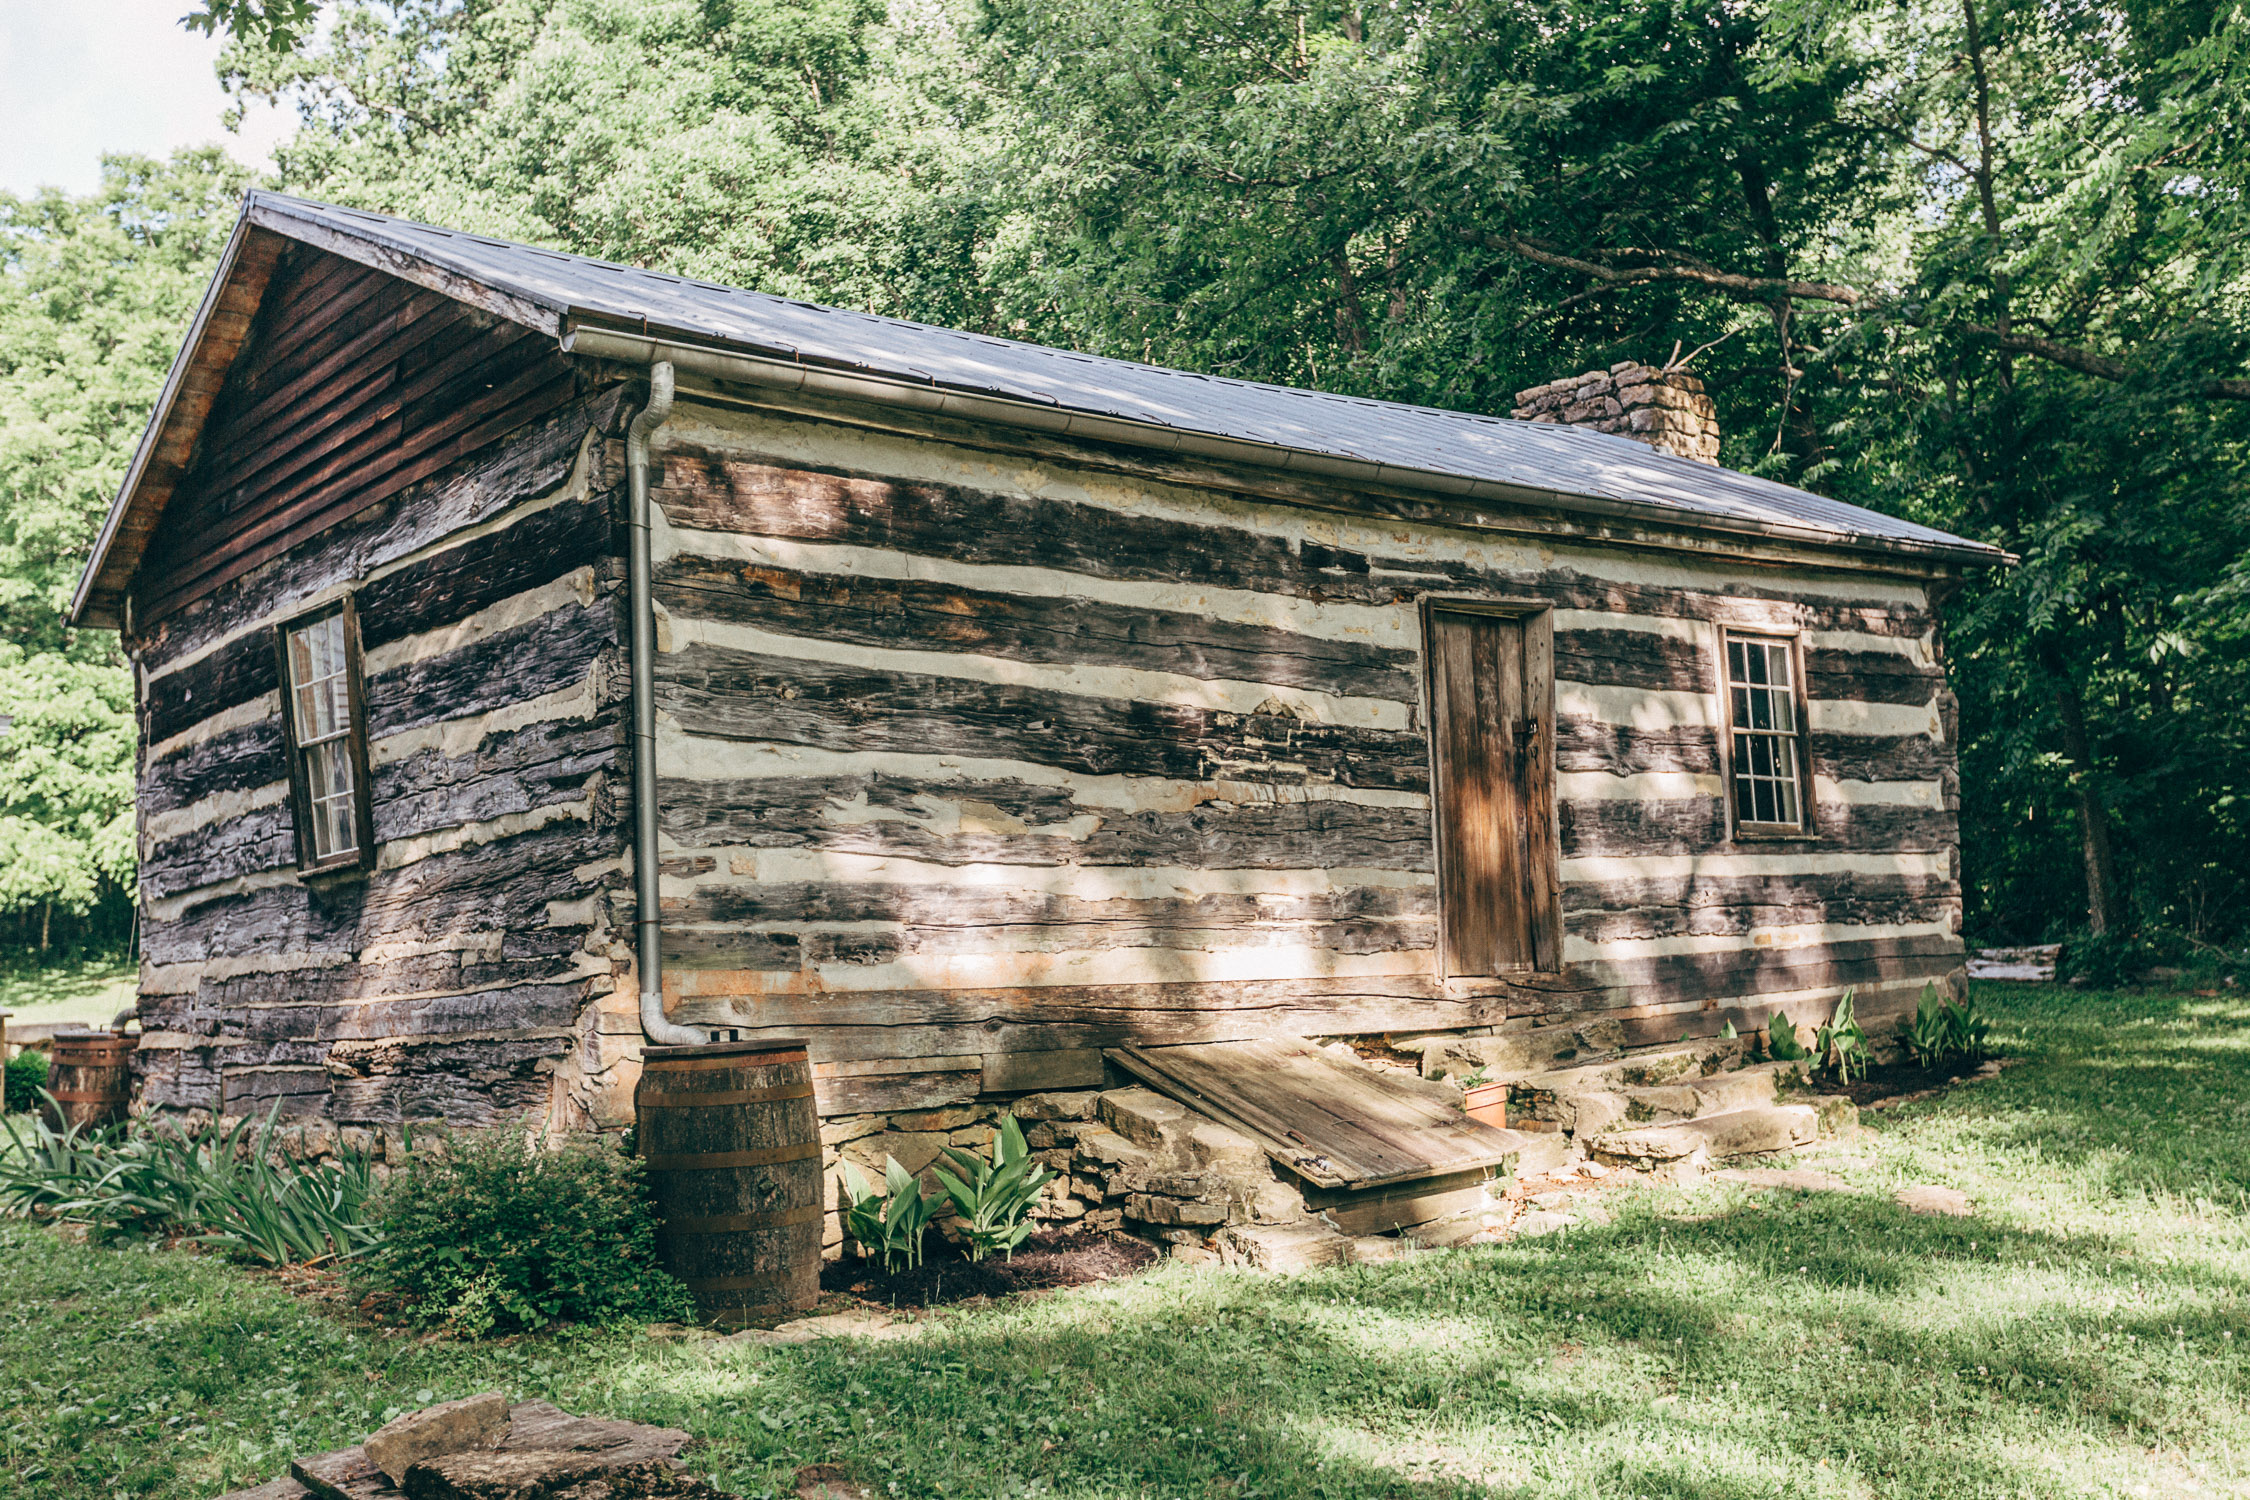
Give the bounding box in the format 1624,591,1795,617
626,362,707,1047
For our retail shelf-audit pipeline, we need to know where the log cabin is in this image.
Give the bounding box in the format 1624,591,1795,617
71,194,2004,1216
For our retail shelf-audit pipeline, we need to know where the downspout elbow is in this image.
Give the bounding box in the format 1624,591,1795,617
626,362,706,1048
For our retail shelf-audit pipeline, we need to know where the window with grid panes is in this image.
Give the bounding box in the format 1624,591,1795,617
1724,634,1808,832
276,602,372,869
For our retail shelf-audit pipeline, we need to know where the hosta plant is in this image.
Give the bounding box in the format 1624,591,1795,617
1813,990,1869,1084
840,1155,941,1272
933,1115,1055,1262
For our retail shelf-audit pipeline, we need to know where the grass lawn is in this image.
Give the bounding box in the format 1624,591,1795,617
5,981,2248,1500
0,955,136,1033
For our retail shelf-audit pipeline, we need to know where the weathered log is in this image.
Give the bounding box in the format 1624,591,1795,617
365,600,616,740
657,642,1427,790
657,772,1433,870
654,448,1936,635
657,556,1421,701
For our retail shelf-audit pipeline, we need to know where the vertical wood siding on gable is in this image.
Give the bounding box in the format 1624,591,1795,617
132,244,579,627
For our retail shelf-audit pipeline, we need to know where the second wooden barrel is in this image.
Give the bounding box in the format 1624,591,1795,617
43,1031,135,1133
636,1039,822,1325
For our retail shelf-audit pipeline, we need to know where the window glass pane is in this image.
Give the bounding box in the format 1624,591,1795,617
288,613,360,861
1725,635,1806,829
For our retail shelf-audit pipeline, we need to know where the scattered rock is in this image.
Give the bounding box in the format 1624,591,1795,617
1895,1184,1973,1217
722,1326,817,1347
1512,1210,1577,1238
794,1466,873,1500
365,1393,510,1486
1713,1168,1848,1193
1576,1202,1614,1226
402,1450,721,1500
217,1480,312,1500
1594,1104,1819,1165
293,1446,389,1500
771,1310,921,1341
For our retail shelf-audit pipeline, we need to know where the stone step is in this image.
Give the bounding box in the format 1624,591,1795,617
1623,1060,1807,1123
1216,1220,1415,1272
1589,1102,1821,1166
1513,1035,1747,1102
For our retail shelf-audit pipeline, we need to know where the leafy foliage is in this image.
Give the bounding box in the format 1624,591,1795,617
933,1115,1054,1262
1812,990,1869,1084
1903,985,1995,1068
839,1155,940,1272
1766,1011,1810,1063
353,1129,693,1336
0,150,252,956
2,1049,46,1113
0,1103,380,1265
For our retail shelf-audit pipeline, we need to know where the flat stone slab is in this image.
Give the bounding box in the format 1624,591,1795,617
1593,1103,1818,1165
273,1401,696,1500
1713,1168,1849,1192
366,1392,510,1485
401,1450,723,1500
1895,1184,1973,1216
217,1480,313,1500
1512,1209,1577,1237
769,1310,921,1342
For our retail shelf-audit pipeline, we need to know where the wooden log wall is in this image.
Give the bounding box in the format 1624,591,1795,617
644,405,1965,1113
123,248,637,1129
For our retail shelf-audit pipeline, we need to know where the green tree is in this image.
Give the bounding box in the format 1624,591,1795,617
0,150,251,953
221,0,1029,328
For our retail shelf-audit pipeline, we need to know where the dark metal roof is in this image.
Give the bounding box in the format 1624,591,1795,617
71,193,2002,624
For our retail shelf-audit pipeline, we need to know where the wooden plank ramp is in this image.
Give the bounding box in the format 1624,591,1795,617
1106,1037,1524,1190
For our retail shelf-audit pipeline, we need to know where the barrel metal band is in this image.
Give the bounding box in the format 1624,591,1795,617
662,1205,824,1234
646,1051,808,1073
638,1085,814,1109
50,1089,128,1103
642,1142,821,1171
681,1272,795,1292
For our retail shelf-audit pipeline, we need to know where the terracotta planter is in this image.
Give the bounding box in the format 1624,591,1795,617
1459,1081,1508,1129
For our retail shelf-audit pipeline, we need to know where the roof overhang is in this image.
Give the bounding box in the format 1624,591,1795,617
70,192,2009,631
560,320,2016,574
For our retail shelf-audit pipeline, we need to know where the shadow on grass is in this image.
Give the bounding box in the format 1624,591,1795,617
9,982,2249,1500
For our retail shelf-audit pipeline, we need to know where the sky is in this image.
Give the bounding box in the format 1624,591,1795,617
0,1,296,198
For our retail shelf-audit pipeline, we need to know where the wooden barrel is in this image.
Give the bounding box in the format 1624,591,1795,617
43,1032,135,1132
636,1039,822,1325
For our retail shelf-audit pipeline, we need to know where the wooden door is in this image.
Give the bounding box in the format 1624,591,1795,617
1427,606,1559,975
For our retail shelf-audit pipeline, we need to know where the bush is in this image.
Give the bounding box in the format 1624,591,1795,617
4,1049,46,1112
354,1130,695,1336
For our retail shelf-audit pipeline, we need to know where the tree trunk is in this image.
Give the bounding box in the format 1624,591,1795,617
2054,681,2121,933
39,901,51,952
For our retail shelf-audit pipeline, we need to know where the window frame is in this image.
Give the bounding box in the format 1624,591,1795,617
272,596,376,876
1717,627,1816,841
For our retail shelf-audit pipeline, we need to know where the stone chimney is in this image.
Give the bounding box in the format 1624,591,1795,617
1511,361,1721,464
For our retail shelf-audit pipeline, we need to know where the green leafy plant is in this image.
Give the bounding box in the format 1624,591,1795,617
1812,990,1869,1084
0,1102,380,1264
1453,1065,1494,1090
1766,1012,1809,1062
1904,985,1992,1067
933,1116,1055,1262
352,1130,693,1336
840,1156,941,1272
3,1049,48,1112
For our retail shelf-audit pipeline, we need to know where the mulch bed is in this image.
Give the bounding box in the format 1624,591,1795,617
1804,1053,1996,1107
820,1228,1160,1308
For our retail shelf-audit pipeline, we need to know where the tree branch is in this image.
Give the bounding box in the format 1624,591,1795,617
1471,228,2250,401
